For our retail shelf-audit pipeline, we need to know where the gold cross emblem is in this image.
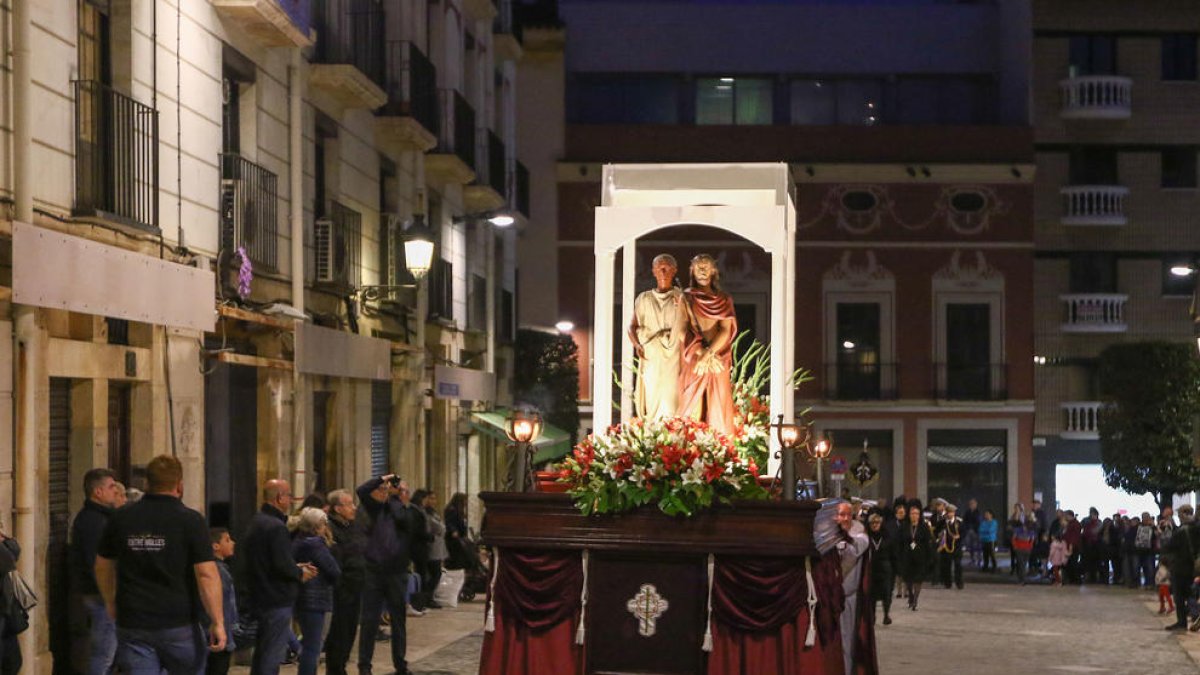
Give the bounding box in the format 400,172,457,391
625,583,669,637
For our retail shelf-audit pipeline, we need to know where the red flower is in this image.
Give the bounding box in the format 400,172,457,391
704,463,725,483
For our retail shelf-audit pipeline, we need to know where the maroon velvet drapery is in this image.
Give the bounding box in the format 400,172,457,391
478,549,585,675
707,552,850,674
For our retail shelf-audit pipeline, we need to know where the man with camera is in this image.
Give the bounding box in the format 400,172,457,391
356,474,414,675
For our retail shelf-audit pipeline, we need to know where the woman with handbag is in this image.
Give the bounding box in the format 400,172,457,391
0,521,25,675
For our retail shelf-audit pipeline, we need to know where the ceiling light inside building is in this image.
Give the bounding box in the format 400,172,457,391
555,320,575,333
1171,265,1196,277
842,340,856,350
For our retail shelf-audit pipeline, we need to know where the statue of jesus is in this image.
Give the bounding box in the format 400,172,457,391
628,254,683,420
677,254,738,434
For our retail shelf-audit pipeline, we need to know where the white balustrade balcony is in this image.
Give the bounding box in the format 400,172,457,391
1061,401,1102,440
1060,185,1129,226
1061,294,1128,333
1059,75,1132,119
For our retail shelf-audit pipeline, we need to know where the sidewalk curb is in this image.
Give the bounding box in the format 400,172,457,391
1144,599,1200,668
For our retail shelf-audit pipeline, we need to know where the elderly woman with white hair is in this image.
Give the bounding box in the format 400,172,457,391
289,507,342,675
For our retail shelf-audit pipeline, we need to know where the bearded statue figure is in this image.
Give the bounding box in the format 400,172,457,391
676,254,737,434
628,254,683,420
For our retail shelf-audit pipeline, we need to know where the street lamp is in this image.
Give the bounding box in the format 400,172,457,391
356,214,436,301
505,408,543,492
771,414,809,500
808,432,834,498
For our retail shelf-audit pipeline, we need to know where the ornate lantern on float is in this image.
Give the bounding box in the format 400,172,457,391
504,408,543,492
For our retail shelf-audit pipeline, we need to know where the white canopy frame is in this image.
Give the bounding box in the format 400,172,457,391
593,163,798,479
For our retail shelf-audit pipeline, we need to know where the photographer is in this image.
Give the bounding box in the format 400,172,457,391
355,474,414,675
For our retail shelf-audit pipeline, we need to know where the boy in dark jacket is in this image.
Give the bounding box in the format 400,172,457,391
207,529,239,675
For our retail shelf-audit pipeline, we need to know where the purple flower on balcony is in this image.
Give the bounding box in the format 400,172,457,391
236,246,253,301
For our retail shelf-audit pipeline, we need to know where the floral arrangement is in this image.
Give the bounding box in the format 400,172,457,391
557,416,767,517
729,333,812,470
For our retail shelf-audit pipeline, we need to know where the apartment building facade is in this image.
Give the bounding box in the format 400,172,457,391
0,0,526,670
1031,1,1200,510
519,0,1037,511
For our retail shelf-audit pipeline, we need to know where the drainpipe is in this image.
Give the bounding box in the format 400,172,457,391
290,48,307,492
485,225,495,375
13,0,37,663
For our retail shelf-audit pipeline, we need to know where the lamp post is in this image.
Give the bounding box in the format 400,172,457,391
808,432,834,498
505,408,543,492
356,214,436,300
771,414,808,500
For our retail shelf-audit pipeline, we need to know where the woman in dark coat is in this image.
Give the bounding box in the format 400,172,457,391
290,507,341,675
896,501,934,611
444,492,474,571
867,512,896,625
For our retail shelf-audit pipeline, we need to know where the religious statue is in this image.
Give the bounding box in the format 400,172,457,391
628,254,683,420
677,254,738,434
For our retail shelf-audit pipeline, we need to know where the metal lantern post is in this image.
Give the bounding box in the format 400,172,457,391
771,414,808,500
505,408,543,492
808,433,834,499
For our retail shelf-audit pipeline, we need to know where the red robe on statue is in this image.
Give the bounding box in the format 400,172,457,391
677,287,738,435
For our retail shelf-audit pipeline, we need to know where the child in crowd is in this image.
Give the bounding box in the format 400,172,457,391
208,528,240,675
1048,533,1068,586
978,510,998,572
1156,561,1175,615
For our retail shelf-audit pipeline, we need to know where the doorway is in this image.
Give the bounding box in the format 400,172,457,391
313,391,334,492
204,361,258,538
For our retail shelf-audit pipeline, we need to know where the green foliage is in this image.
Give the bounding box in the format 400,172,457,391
1097,341,1200,507
514,329,580,445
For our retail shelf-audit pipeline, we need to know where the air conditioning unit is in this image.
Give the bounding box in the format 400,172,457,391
219,179,247,254
314,218,336,283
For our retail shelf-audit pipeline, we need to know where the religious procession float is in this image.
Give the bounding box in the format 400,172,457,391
479,164,878,675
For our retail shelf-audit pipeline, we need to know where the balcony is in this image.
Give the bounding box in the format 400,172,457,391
1062,401,1102,441
1059,75,1132,120
493,0,523,61
376,41,439,153
212,0,314,48
514,160,530,218
934,363,1008,401
1060,185,1129,226
73,81,159,231
1060,294,1128,333
823,363,898,401
427,90,477,186
220,154,279,272
308,0,387,110
465,130,507,212
315,201,362,290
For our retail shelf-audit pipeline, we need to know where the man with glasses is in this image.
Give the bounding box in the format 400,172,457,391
240,479,317,675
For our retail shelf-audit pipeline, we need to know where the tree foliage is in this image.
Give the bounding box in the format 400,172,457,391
1097,341,1200,508
514,329,581,444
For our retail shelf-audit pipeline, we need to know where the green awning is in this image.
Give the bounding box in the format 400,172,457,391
469,409,574,466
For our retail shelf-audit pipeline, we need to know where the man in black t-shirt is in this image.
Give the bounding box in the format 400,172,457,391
95,455,225,674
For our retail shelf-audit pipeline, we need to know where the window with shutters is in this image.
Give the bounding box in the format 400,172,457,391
370,381,391,478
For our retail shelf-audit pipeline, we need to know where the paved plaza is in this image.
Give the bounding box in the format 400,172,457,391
231,573,1200,674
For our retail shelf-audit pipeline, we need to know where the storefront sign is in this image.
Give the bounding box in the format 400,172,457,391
434,365,495,402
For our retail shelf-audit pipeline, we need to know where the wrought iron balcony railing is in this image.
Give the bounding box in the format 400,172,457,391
934,362,1008,401
219,153,280,272
438,89,476,169
823,362,899,401
381,41,439,135
486,130,506,196
312,0,385,88
515,160,530,218
73,80,159,230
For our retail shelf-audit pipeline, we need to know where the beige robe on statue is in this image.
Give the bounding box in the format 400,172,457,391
634,287,682,420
